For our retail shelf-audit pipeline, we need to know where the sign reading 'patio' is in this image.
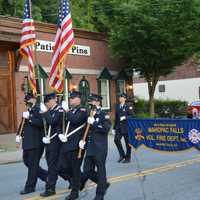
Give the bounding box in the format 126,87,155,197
35,40,91,56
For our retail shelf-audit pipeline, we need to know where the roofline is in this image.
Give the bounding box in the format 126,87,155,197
0,15,107,42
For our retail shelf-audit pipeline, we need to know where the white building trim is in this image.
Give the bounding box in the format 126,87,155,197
19,65,118,76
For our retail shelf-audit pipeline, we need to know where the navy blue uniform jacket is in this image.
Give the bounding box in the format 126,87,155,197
22,104,44,150
60,106,88,153
113,103,133,135
86,109,112,158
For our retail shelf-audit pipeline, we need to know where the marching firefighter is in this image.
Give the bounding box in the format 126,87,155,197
16,92,47,195
58,91,88,200
39,93,71,197
80,93,112,200
113,93,133,163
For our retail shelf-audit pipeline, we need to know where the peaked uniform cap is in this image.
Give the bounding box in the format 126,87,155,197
119,93,127,98
44,92,56,103
69,91,82,99
88,93,103,101
24,92,35,101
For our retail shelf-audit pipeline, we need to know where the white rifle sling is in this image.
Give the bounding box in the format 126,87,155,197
47,125,52,138
66,123,86,138
64,121,70,136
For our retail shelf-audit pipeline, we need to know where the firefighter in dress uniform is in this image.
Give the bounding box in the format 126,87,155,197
58,91,88,200
80,93,112,200
39,93,71,197
16,92,47,195
113,93,133,163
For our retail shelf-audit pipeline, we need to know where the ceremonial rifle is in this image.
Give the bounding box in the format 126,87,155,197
16,76,31,148
77,105,96,159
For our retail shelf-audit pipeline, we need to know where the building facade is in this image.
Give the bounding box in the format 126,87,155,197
133,58,200,103
0,16,133,134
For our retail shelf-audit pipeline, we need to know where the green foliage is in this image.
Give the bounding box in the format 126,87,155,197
134,98,188,118
108,0,200,115
0,0,116,31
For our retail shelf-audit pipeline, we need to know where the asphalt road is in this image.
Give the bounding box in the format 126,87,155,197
1,135,200,200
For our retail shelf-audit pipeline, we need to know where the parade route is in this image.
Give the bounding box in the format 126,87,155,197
1,136,200,200
24,156,200,200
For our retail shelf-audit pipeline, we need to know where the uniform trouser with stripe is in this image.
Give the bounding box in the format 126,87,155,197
23,147,47,190
82,155,107,197
61,150,83,197
114,132,131,159
45,148,72,191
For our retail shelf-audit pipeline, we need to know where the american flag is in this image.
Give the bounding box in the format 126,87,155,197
48,0,75,92
19,0,37,94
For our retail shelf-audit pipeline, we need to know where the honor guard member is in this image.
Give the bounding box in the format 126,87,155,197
80,93,112,200
39,93,70,197
16,92,47,195
113,93,133,163
58,91,88,200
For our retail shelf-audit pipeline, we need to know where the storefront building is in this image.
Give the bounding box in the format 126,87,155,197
0,16,133,134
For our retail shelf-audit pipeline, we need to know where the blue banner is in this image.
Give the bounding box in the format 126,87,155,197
128,118,200,151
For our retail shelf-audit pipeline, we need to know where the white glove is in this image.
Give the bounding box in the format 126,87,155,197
120,116,126,121
58,134,68,143
42,136,50,144
79,140,86,149
40,103,47,113
62,101,69,111
16,135,22,143
23,111,30,119
112,129,116,135
87,116,95,125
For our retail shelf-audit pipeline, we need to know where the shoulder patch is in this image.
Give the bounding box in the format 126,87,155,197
80,108,86,112
59,109,64,112
105,115,110,119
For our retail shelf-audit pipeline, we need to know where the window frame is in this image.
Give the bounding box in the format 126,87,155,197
98,79,111,111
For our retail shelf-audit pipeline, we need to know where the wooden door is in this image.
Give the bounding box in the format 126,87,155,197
0,50,16,134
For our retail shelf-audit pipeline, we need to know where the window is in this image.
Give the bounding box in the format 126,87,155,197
79,76,90,107
159,84,165,93
99,79,111,110
117,80,126,95
98,67,112,110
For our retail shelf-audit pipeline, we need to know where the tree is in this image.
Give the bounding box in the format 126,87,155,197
109,0,200,117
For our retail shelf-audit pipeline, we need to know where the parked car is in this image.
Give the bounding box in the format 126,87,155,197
187,101,200,118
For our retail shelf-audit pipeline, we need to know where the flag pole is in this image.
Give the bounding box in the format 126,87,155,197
30,0,47,136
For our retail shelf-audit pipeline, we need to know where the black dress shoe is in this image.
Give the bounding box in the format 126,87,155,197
40,189,56,197
20,188,35,195
80,179,87,191
122,158,131,163
65,193,79,200
117,156,125,163
93,195,104,200
105,182,110,193
68,179,72,189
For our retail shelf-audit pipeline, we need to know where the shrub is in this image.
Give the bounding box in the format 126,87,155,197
134,98,188,118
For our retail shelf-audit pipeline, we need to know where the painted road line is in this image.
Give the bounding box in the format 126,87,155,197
25,157,200,200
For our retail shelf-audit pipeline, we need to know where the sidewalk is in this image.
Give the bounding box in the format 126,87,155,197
0,133,22,164
0,133,114,165
0,150,22,165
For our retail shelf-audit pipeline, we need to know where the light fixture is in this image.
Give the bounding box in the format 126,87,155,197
127,84,133,90
72,85,77,90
